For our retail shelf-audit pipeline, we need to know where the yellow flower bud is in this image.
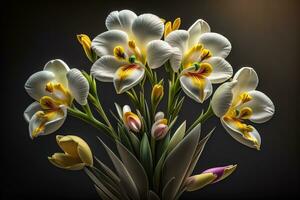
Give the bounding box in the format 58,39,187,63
77,34,96,62
48,135,93,170
151,84,164,106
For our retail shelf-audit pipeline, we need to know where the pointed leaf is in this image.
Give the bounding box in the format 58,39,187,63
162,124,201,200
94,156,120,185
167,121,186,153
153,151,167,193
127,130,141,156
85,168,119,200
115,103,123,119
162,177,175,200
116,141,149,199
98,137,140,200
140,133,153,180
94,184,111,200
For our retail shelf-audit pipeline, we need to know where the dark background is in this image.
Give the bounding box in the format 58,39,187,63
1,0,299,199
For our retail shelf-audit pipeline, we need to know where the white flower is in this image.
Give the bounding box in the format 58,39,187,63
90,10,178,94
151,112,169,140
211,67,275,149
24,59,89,138
154,19,233,103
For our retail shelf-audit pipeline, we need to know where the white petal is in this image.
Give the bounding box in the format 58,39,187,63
241,90,275,123
165,30,189,54
113,64,145,94
221,117,261,149
211,81,237,117
180,73,213,103
44,59,70,87
204,57,233,83
24,102,41,123
91,30,129,57
169,47,183,72
29,106,67,139
199,32,231,58
146,40,174,69
25,70,55,101
91,55,127,82
233,67,258,95
105,10,137,34
187,19,210,49
123,105,131,113
66,69,89,105
132,14,164,49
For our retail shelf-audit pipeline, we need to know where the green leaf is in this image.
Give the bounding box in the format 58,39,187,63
162,177,175,200
153,151,167,193
156,133,170,162
140,133,153,181
98,137,140,200
127,130,141,157
84,168,119,200
161,124,201,200
94,184,111,200
118,125,134,153
94,157,120,186
167,121,186,153
116,141,149,200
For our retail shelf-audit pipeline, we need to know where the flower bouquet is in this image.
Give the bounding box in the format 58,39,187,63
23,10,275,200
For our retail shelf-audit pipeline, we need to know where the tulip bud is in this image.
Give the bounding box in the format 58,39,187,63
151,84,164,107
77,34,97,62
48,135,93,170
123,105,142,133
151,112,169,140
186,165,237,191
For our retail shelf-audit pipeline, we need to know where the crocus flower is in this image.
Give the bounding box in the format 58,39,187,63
90,9,178,93
122,105,142,133
211,67,275,149
24,59,89,138
48,135,93,170
154,19,233,103
185,165,237,191
151,112,169,140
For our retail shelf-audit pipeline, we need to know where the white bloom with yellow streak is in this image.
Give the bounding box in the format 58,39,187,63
24,59,89,139
48,135,93,170
211,67,275,149
154,19,233,103
90,10,179,94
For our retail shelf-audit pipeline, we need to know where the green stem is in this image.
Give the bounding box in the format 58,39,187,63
187,103,214,133
67,107,117,140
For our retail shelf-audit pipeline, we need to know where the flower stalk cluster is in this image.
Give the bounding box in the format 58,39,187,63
23,9,275,200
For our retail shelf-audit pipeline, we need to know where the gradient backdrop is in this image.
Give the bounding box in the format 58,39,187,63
2,0,300,199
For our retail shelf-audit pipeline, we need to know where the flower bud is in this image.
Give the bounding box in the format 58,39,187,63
151,112,169,140
123,105,142,133
48,135,93,170
151,84,164,107
77,34,96,62
185,165,237,191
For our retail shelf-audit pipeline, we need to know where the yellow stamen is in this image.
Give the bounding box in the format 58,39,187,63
45,82,72,105
238,107,253,119
201,49,212,60
40,96,61,110
128,40,143,62
113,46,126,60
159,118,168,125
240,92,253,104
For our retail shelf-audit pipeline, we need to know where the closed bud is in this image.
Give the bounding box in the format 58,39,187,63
77,34,96,62
123,105,142,133
48,135,93,170
151,84,164,106
186,165,237,191
151,112,168,140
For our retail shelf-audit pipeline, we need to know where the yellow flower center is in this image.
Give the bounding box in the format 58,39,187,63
113,46,127,60
45,82,72,106
113,40,145,64
182,44,212,69
116,64,141,81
